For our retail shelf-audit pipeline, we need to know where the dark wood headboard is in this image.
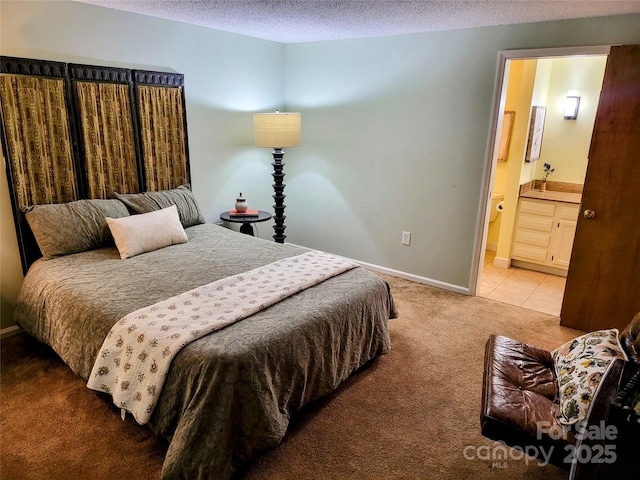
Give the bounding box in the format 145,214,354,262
0,56,191,273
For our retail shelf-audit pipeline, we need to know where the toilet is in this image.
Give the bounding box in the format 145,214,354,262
489,193,504,222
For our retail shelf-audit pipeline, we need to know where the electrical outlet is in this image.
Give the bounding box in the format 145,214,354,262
401,231,411,246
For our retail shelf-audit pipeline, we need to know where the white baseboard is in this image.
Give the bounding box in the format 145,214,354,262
356,261,470,295
286,242,470,295
493,256,511,268
485,242,498,252
0,325,22,339
511,260,568,277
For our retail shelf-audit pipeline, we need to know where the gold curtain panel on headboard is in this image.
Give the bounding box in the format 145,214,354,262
0,75,78,207
75,81,139,198
137,85,188,191
1,57,192,272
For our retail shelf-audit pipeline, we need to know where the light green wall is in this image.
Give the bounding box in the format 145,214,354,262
283,15,640,287
0,0,285,329
2,1,640,329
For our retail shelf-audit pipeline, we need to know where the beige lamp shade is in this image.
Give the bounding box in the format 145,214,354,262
254,112,302,148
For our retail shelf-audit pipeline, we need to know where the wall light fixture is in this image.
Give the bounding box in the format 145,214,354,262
564,93,580,120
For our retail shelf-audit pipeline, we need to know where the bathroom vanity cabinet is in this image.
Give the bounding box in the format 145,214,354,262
511,197,580,273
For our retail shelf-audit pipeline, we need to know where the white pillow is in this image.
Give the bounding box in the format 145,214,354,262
106,205,188,259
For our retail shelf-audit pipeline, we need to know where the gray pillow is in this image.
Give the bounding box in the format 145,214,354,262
114,185,205,228
25,199,130,260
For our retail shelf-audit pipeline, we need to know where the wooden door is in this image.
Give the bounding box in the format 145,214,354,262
560,45,640,332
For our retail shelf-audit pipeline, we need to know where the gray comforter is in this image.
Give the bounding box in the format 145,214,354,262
14,224,396,479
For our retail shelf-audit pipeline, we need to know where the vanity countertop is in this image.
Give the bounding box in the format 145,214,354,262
520,189,582,204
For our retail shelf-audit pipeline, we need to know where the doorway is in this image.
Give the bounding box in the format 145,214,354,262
471,46,611,316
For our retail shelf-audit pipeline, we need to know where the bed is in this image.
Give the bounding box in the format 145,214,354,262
13,207,396,478
2,56,397,478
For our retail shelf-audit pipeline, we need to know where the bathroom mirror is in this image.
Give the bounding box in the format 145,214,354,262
525,106,546,163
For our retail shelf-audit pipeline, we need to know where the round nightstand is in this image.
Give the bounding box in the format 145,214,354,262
219,210,272,236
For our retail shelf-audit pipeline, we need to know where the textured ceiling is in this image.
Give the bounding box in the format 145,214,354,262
72,0,640,44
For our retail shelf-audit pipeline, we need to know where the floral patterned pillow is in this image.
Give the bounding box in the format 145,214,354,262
551,329,628,425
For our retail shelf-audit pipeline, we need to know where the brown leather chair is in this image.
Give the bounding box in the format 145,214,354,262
619,314,640,362
480,313,640,468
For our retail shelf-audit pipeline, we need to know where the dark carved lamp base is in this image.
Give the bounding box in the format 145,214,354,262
271,148,286,243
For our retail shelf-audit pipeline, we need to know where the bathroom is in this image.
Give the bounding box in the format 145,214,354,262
479,54,608,316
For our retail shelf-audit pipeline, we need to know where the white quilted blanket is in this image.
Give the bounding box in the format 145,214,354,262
87,250,358,424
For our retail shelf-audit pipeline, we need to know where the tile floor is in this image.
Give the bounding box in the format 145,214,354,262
479,250,566,316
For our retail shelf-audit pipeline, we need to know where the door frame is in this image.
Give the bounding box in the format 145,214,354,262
470,45,612,296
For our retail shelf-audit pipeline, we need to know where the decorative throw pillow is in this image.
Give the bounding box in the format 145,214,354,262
106,205,188,259
24,199,130,260
551,329,628,425
114,184,205,228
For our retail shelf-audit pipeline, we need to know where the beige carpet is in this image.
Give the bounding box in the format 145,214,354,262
1,274,581,479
